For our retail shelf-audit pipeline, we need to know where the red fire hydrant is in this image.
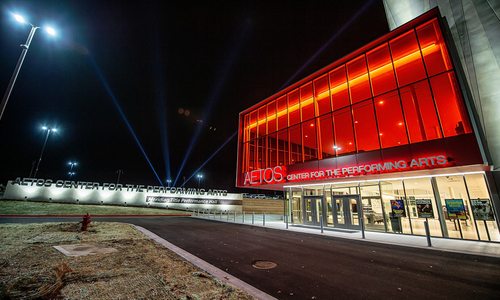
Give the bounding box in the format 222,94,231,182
80,213,91,231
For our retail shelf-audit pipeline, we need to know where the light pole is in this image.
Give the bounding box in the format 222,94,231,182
0,13,57,121
67,161,78,178
166,179,172,187
33,126,57,178
116,169,124,184
196,174,204,188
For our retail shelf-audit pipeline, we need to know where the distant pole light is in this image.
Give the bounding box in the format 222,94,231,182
33,126,58,177
196,173,204,188
0,12,59,121
68,161,78,173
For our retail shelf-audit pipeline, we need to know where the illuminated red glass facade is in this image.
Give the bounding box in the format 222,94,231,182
237,10,484,189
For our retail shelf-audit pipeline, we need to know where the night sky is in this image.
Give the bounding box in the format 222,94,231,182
0,0,388,192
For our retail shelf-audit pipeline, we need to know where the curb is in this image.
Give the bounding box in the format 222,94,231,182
132,224,277,300
0,214,191,218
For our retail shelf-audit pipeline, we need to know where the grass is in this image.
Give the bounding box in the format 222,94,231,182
0,222,252,299
0,200,189,215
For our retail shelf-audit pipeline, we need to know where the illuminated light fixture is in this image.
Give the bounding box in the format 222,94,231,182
309,123,315,127
398,122,404,126
246,43,439,130
378,100,384,105
44,26,56,36
333,145,342,150
379,133,383,136
13,13,27,24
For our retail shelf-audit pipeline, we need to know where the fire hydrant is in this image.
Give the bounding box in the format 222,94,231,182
80,213,91,231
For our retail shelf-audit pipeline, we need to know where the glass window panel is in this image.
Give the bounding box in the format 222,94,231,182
277,129,288,166
319,114,335,159
314,75,332,116
242,141,249,172
367,43,397,96
277,96,288,130
333,107,356,155
464,174,499,241
249,111,257,140
300,83,315,121
288,124,302,164
380,180,411,234
256,136,266,169
243,114,250,143
360,185,385,232
374,91,408,148
430,72,472,137
402,178,443,237
390,30,427,87
266,101,277,134
257,107,267,137
302,120,318,161
436,176,478,240
288,90,300,126
347,55,372,103
248,139,256,171
267,133,277,168
330,66,350,110
416,19,452,77
400,80,442,143
352,100,380,152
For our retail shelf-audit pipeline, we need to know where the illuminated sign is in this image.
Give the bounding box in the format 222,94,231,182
243,155,449,186
243,166,286,185
11,177,228,196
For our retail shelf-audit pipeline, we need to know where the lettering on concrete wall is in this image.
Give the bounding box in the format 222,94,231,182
11,178,228,196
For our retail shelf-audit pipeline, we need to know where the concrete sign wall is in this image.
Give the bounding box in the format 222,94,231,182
2,178,243,212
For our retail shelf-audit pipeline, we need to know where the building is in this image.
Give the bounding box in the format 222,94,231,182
236,8,499,242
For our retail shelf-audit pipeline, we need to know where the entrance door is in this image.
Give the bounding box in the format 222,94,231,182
332,195,361,229
303,196,323,226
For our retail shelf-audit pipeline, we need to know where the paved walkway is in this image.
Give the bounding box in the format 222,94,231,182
194,213,500,258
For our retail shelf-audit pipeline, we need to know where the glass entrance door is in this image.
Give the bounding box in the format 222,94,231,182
303,196,323,226
332,195,361,229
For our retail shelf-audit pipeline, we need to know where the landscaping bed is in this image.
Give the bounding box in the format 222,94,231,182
0,222,252,299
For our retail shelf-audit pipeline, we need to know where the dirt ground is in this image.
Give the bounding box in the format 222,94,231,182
0,222,253,299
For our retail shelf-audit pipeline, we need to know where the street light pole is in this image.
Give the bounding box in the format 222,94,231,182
0,25,38,121
116,169,124,184
33,127,54,178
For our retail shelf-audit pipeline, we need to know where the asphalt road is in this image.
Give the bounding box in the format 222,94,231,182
2,216,500,299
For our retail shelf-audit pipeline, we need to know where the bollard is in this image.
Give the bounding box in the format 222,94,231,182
285,214,288,229
263,213,266,226
220,210,223,220
320,216,324,233
424,219,432,247
360,217,365,239
234,211,236,222
252,212,255,225
242,212,245,223
227,211,229,221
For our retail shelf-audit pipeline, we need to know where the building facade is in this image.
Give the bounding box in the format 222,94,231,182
236,8,500,242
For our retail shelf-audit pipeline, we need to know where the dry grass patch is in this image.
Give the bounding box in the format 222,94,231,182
0,222,253,299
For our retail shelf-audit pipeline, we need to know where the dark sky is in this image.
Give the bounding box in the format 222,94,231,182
0,0,388,192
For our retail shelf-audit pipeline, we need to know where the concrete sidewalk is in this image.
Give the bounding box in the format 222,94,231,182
194,213,500,258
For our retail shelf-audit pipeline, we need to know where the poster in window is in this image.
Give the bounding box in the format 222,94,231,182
390,199,406,217
416,199,434,218
445,199,466,220
471,199,494,221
